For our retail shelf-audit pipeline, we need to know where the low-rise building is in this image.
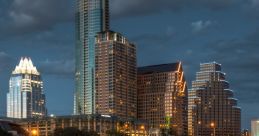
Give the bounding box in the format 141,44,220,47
2,115,148,136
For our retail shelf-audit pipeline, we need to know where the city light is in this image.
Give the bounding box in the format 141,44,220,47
31,129,38,136
210,122,215,128
0,0,250,135
140,125,145,130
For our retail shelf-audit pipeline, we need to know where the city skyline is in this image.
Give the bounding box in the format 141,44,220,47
0,0,259,130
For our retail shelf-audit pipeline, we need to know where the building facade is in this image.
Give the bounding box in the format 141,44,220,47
7,57,47,119
137,63,188,136
188,62,241,136
252,119,259,136
9,115,148,136
74,0,110,115
95,31,137,119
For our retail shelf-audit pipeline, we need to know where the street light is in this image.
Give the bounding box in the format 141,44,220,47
196,121,201,136
210,122,215,136
140,125,145,130
31,129,38,136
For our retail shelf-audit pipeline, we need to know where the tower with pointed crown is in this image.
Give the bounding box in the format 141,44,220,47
7,57,47,119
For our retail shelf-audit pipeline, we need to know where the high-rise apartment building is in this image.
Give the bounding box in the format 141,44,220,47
7,57,47,119
252,119,259,136
74,0,109,115
137,62,188,135
188,62,241,136
95,31,137,119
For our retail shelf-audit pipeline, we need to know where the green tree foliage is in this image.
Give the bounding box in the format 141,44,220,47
0,127,12,136
81,129,99,136
53,127,99,136
160,127,178,136
106,130,127,136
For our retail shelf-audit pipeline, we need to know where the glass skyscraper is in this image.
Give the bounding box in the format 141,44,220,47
252,119,259,136
74,0,109,115
7,57,47,119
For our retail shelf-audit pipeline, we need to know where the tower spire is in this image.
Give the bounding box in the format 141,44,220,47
13,57,39,75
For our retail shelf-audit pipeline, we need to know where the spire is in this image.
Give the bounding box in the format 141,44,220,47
12,57,40,75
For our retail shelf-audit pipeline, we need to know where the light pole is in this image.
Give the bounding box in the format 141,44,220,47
196,121,201,136
210,122,215,136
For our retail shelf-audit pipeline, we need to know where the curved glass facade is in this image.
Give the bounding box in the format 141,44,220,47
75,0,109,115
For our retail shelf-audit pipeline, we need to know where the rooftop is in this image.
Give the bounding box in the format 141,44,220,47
12,57,39,75
138,62,180,74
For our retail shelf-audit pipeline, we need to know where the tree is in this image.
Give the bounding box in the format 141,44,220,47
81,129,99,136
53,127,100,136
53,127,81,136
106,130,127,136
0,127,12,136
160,127,178,136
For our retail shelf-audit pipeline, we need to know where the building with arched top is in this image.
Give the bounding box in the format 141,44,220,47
7,57,47,119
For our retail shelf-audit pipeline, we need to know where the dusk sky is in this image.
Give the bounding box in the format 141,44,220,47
0,0,259,129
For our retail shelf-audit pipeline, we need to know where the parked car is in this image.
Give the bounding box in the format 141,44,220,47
0,120,29,136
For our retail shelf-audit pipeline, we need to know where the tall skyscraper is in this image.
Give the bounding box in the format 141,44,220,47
74,0,109,115
95,31,137,119
137,62,188,135
7,57,47,119
252,119,259,136
188,62,241,136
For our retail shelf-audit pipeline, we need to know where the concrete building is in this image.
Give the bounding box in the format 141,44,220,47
7,57,47,119
137,62,188,136
74,0,110,115
95,31,137,119
188,62,241,136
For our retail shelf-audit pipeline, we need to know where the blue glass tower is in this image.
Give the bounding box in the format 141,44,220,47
7,57,47,119
74,0,109,115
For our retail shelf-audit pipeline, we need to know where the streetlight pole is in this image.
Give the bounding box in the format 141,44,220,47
210,122,215,136
214,127,216,136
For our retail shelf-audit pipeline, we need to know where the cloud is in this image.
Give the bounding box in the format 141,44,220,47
131,26,176,45
110,0,241,19
110,0,185,18
0,52,14,73
252,0,259,6
203,29,259,103
38,59,75,78
0,0,73,36
191,20,213,33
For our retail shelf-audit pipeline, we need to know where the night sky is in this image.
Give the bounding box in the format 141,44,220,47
1,0,259,129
